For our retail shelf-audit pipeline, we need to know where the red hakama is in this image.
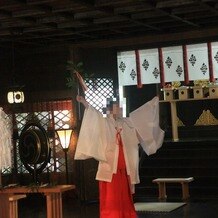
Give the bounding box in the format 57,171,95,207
99,129,137,218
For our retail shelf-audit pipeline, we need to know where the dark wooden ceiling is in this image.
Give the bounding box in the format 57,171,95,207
1,0,218,48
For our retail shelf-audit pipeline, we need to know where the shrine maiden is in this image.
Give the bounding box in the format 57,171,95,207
75,95,164,218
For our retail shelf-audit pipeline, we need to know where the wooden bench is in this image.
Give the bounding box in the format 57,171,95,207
152,177,194,201
9,194,26,218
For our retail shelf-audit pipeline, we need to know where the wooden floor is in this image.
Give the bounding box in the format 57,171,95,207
18,194,218,218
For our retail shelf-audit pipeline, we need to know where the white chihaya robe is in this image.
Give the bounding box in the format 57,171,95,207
74,96,164,187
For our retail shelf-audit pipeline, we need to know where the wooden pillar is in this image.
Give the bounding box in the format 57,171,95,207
170,101,179,141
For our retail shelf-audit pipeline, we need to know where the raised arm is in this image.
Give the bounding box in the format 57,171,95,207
76,95,89,108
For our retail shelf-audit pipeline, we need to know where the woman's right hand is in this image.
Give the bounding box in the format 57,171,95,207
76,95,89,108
76,95,85,103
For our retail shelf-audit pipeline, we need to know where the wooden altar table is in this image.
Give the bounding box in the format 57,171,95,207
160,97,218,141
0,184,75,218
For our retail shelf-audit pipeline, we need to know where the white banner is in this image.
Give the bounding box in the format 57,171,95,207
211,42,218,79
187,43,209,81
117,51,137,86
162,46,184,82
139,48,160,84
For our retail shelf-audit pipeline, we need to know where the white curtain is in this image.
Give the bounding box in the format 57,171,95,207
211,42,218,79
117,51,137,86
187,43,209,81
139,48,161,84
162,46,185,82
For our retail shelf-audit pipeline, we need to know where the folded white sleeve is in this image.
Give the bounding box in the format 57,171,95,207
74,106,107,161
129,96,164,156
0,108,12,170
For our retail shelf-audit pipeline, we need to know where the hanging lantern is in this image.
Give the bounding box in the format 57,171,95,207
7,90,25,104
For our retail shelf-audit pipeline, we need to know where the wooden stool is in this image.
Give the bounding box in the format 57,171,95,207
9,194,26,218
152,177,194,201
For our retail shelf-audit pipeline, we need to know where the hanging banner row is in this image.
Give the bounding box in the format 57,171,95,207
117,42,218,87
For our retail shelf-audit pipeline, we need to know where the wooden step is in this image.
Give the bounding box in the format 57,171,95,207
136,139,218,201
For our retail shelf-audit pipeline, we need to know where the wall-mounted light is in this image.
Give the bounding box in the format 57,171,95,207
7,89,25,104
56,129,73,184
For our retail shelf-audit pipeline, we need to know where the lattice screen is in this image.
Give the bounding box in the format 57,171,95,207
85,78,114,113
2,101,73,174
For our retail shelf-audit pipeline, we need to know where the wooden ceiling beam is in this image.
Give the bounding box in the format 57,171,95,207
57,21,90,28
131,11,163,20
156,0,198,8
171,6,206,14
201,0,217,2
70,26,218,48
93,15,128,24
114,4,153,14
12,9,46,17
95,0,134,7
0,0,21,9
37,15,67,23
26,0,58,5
74,10,106,20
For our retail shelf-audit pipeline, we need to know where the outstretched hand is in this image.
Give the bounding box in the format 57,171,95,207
76,95,85,103
76,95,89,108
